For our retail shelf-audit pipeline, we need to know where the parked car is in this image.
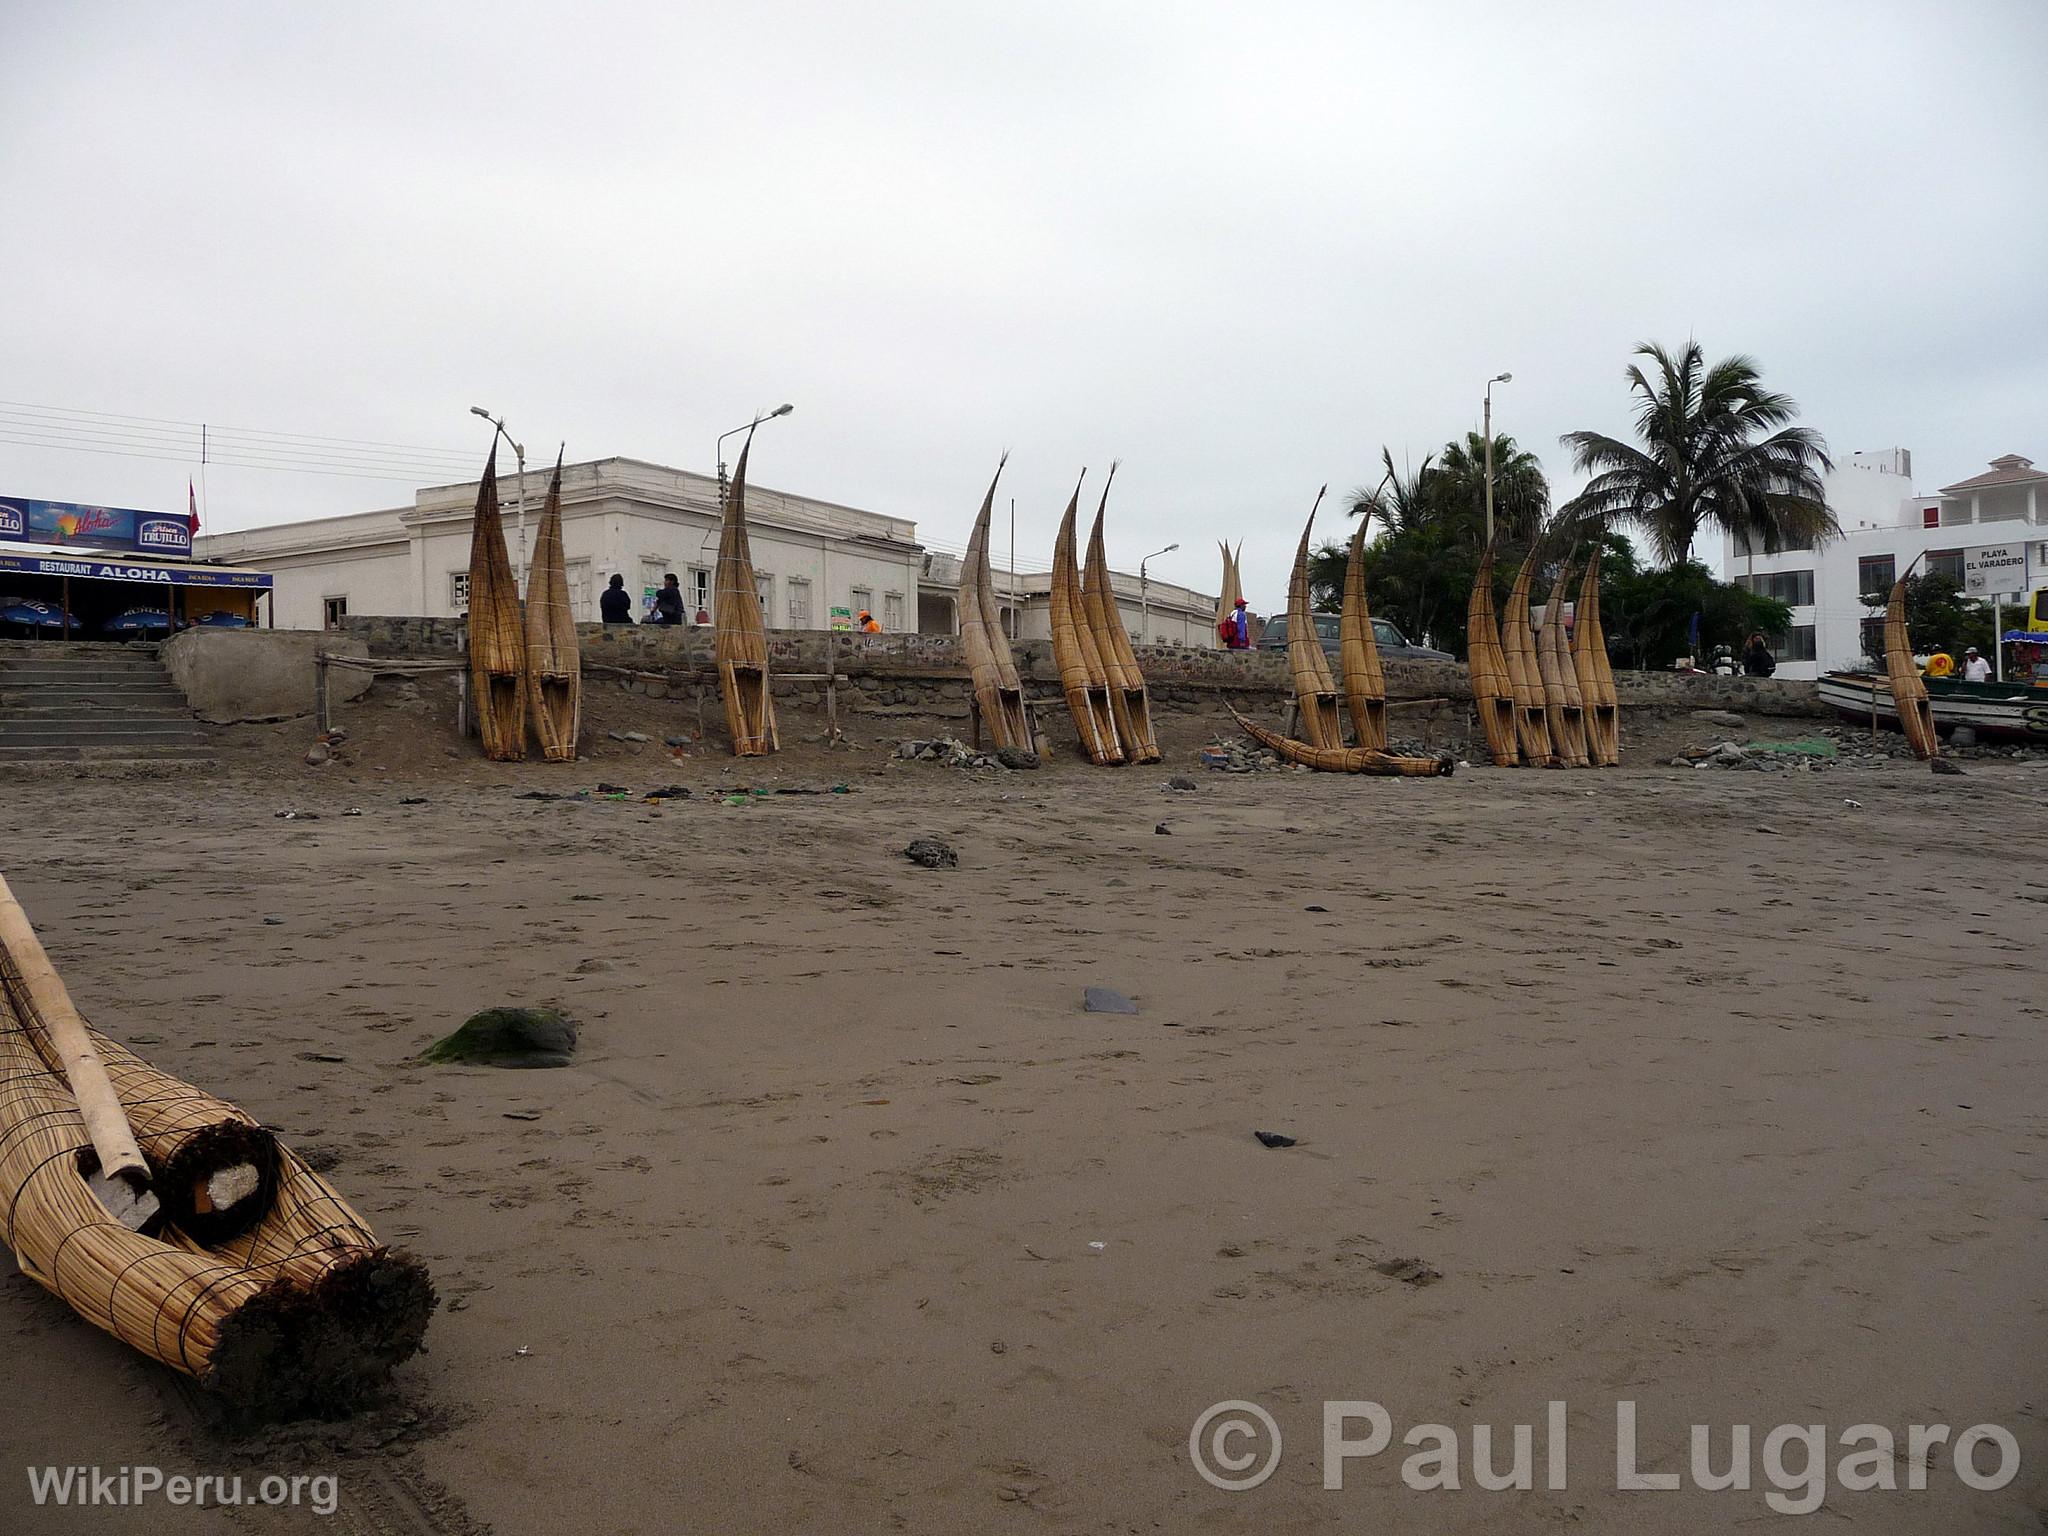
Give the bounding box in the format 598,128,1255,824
1257,612,1452,662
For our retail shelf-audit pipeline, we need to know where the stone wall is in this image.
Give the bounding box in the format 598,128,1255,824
163,628,373,723
343,616,1824,718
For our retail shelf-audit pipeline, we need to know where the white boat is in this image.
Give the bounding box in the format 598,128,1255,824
1819,671,2048,743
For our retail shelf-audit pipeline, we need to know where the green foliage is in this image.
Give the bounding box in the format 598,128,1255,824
1855,574,1997,663
1599,557,1793,670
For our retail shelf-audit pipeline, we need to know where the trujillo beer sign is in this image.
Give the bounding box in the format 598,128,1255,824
0,497,193,559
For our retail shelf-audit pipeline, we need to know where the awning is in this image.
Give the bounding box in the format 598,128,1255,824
0,551,271,590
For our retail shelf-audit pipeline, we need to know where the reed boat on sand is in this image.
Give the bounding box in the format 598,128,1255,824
1571,547,1620,766
1082,472,1160,763
524,451,581,761
466,444,527,761
1049,471,1123,765
0,875,432,1414
1537,551,1590,768
1230,707,1454,776
1287,490,1346,749
715,430,778,756
1501,543,1554,766
1339,517,1388,751
1465,545,1520,767
958,458,1042,754
1884,561,1940,760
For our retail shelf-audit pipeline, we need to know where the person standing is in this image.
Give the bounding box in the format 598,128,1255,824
600,574,634,625
653,573,685,626
1741,632,1776,677
859,609,882,633
1962,646,1992,682
1219,597,1251,650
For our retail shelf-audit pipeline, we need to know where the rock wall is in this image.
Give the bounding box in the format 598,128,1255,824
163,628,373,723
343,617,1824,718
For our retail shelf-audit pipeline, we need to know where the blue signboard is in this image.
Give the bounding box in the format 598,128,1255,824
0,552,271,589
0,496,193,558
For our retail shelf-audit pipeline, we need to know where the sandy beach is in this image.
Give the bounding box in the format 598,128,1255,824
2,706,2044,1533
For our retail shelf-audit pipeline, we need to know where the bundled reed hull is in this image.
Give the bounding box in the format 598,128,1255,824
1537,554,1590,768
1885,570,1939,760
1049,475,1123,764
0,904,432,1413
466,445,527,761
1231,707,1454,776
1571,548,1621,766
1287,491,1345,748
1501,550,1554,766
1465,547,1520,767
957,459,1039,753
1339,519,1388,751
524,453,581,761
715,432,778,756
1215,540,1244,641
1083,483,1160,763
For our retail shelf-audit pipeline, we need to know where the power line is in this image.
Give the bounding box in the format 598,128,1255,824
0,431,464,484
0,399,482,468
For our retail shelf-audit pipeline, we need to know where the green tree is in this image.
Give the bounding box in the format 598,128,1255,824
1599,554,1793,671
1855,573,1996,665
1559,341,1838,564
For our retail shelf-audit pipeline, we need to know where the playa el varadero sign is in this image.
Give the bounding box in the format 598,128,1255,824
0,495,193,558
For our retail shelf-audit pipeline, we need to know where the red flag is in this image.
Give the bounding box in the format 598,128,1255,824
187,479,201,535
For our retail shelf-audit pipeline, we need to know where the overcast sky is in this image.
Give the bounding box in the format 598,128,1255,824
4,1,2043,608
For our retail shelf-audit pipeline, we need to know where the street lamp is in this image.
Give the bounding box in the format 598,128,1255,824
716,403,795,509
1138,542,1179,645
1482,372,1511,544
470,405,528,586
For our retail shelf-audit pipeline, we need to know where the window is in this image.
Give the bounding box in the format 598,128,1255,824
1924,506,1941,529
850,585,874,621
1925,549,1964,584
1857,554,1896,598
449,572,469,610
639,559,665,621
1740,569,1814,606
323,596,348,630
565,559,593,623
754,572,772,622
686,567,711,615
1773,625,1816,663
882,592,905,632
1859,617,1884,663
1735,528,1812,557
786,577,812,628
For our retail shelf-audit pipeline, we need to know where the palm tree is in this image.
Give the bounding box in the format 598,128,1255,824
1429,431,1549,546
1559,341,1836,564
1346,447,1435,532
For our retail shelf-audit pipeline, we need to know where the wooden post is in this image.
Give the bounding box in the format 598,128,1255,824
314,652,330,735
60,576,70,639
457,668,471,740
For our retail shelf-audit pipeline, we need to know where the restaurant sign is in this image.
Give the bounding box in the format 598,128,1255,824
0,552,270,589
0,496,193,558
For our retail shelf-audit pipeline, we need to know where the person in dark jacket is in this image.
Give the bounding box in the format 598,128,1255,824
1741,632,1775,677
653,573,685,626
600,574,635,625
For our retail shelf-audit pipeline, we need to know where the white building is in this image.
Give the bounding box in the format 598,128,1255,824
1723,449,2048,679
196,455,1220,645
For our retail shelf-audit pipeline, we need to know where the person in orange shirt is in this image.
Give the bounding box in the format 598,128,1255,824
859,609,882,633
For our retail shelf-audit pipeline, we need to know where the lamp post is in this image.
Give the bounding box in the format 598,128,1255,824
716,403,794,511
470,406,527,586
1138,542,1179,645
1482,372,1511,544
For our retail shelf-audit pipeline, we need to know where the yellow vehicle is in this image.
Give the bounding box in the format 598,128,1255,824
2026,588,2048,634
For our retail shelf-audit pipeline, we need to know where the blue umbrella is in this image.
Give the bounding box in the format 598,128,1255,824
190,610,252,628
0,597,67,632
101,607,173,635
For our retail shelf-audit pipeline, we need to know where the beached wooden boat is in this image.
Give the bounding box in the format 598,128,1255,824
1082,473,1160,763
466,444,527,761
1537,552,1590,767
523,452,580,761
958,458,1040,753
1818,671,2048,742
1884,564,1939,760
1571,548,1620,765
1231,707,1454,776
1338,517,1388,751
715,430,778,756
1501,544,1554,766
1049,472,1123,765
1465,545,1520,767
1286,490,1345,749
0,877,432,1413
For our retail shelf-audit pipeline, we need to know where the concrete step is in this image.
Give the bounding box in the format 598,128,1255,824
0,722,212,746
0,668,176,687
0,745,219,768
0,685,189,703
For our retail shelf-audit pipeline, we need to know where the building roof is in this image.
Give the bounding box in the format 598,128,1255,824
1939,453,2043,495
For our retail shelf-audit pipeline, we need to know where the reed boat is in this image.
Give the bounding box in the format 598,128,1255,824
1338,517,1388,751
1082,472,1161,763
715,430,778,756
1465,544,1520,766
0,876,432,1414
466,444,527,761
1537,551,1590,767
957,458,1041,753
1230,707,1454,776
1883,562,1939,760
1286,490,1345,749
1049,472,1123,764
1215,540,1244,640
1818,671,2048,742
1571,547,1621,765
1500,543,1554,766
523,452,581,761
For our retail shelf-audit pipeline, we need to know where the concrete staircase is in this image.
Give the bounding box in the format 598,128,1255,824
0,643,216,764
